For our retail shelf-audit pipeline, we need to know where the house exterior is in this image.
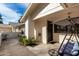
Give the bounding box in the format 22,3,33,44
0,23,23,33
0,24,12,32
19,3,79,44
9,22,24,32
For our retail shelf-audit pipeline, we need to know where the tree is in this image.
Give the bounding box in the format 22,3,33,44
0,14,3,24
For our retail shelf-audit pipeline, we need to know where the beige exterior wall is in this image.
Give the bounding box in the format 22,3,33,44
59,33,79,43
24,17,53,44
19,27,25,32
16,24,25,32
12,27,16,32
20,3,79,44
3,32,19,39
23,6,48,44
53,33,70,43
53,33,59,43
28,18,34,37
0,27,12,32
53,33,79,44
0,24,12,32
34,19,47,44
25,17,34,38
25,18,29,38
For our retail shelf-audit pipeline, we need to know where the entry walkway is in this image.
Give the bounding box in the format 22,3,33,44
0,39,59,56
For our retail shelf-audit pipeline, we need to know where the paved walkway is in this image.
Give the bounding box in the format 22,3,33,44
0,39,59,56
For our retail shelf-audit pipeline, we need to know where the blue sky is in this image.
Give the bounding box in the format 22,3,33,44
0,3,28,24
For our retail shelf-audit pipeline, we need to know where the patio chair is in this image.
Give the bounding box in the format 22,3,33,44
48,17,79,56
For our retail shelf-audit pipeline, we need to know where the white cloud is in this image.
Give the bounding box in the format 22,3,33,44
19,3,29,7
0,4,22,24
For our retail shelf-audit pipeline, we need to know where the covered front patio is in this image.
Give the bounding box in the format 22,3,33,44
0,3,79,56
33,3,79,44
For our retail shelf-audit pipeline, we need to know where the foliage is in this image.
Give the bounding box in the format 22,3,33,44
0,14,3,24
26,37,37,45
19,36,27,46
19,36,37,46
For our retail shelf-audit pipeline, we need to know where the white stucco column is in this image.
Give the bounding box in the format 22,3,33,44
34,27,36,39
25,17,34,38
25,18,29,38
25,17,47,44
42,26,47,44
28,18,34,37
12,26,14,32
42,20,47,44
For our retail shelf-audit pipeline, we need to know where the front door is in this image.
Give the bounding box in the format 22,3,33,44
47,21,53,43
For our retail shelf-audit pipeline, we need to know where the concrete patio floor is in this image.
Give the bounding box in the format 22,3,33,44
0,39,59,56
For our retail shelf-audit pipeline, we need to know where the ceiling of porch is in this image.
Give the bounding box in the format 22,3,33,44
34,3,79,26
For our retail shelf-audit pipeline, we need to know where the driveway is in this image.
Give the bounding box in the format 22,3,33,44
0,39,59,56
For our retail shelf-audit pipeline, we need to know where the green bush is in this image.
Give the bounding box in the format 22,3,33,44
26,37,37,45
19,36,27,46
19,36,37,46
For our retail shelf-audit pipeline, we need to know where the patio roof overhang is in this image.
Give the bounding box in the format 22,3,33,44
17,23,25,27
20,3,48,23
33,3,64,20
33,4,79,23
20,3,79,24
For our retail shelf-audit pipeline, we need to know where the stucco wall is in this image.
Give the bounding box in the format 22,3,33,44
2,32,19,39
0,27,12,32
34,19,47,44
53,33,79,44
25,17,34,38
0,32,19,46
0,24,12,32
28,18,34,37
53,33,59,43
53,33,70,43
25,19,29,38
59,33,79,44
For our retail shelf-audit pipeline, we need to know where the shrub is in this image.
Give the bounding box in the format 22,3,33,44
26,37,37,46
19,36,27,46
19,36,37,46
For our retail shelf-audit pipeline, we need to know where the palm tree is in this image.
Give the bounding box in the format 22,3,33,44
0,14,3,24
